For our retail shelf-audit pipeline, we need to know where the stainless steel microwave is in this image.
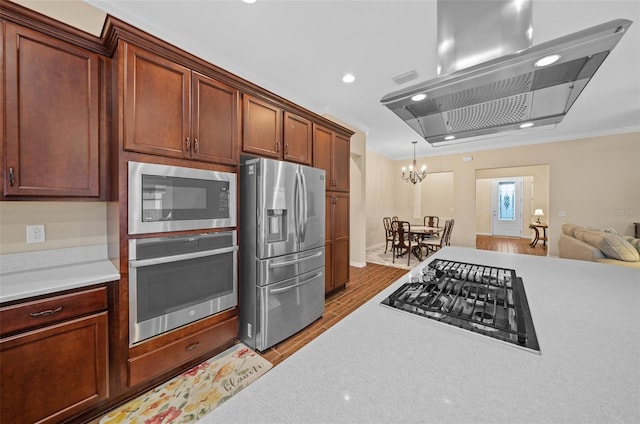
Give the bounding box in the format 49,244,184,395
128,161,236,235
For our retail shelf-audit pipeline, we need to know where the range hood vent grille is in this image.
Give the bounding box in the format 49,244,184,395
437,74,533,111
447,93,531,132
381,11,632,145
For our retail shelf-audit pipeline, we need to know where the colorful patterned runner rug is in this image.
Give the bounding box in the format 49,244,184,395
99,343,272,424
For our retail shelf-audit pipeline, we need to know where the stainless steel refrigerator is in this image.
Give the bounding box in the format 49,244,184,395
239,157,325,351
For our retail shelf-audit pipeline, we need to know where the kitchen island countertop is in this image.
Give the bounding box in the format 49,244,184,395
207,247,640,424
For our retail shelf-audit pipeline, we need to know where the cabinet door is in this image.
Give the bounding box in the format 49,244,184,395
123,43,191,159
192,72,239,165
313,124,333,191
4,23,100,197
324,193,349,293
242,95,282,158
333,133,351,192
324,193,334,293
0,313,108,424
283,112,312,165
332,193,350,290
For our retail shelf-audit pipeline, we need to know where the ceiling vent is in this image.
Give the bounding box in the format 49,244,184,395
380,0,632,145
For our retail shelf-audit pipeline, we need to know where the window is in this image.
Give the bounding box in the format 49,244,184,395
498,181,515,221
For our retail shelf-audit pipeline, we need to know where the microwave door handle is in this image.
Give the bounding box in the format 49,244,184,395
268,271,323,294
268,250,323,268
130,245,238,268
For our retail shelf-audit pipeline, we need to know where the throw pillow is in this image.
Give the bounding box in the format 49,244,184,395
624,236,640,254
575,230,640,262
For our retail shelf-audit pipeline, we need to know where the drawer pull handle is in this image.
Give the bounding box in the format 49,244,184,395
185,342,200,352
30,306,63,318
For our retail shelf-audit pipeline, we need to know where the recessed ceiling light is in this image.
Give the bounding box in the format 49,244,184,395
342,73,355,83
534,54,560,67
445,135,455,140
411,93,427,102
520,122,534,128
242,0,257,4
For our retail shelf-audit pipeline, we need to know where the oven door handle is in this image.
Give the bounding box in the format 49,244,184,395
268,250,323,268
268,271,323,294
129,245,238,268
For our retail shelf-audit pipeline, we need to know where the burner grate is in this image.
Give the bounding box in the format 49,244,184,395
381,259,540,352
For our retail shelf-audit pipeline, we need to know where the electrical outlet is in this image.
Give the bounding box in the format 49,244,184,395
27,225,45,243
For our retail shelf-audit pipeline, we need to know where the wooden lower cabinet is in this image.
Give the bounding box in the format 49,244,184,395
128,316,237,387
0,313,109,424
325,192,350,293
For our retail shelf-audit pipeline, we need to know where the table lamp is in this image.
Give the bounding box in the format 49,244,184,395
534,209,544,223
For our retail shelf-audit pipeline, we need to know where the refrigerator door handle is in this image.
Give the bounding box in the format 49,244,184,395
268,271,323,294
268,250,323,268
300,170,308,242
294,170,302,241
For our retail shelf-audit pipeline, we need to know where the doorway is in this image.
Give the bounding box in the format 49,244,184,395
491,177,523,237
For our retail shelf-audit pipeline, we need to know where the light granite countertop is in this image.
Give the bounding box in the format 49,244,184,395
0,245,120,303
206,246,640,424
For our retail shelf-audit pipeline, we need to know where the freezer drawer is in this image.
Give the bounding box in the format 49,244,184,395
256,247,324,287
255,267,325,351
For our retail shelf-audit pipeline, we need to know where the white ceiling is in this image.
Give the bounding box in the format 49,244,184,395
74,1,640,160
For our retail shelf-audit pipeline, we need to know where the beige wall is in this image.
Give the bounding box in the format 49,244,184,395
0,202,108,254
12,0,106,36
420,172,455,221
365,132,639,257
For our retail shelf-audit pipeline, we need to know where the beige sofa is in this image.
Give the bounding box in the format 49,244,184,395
559,223,640,269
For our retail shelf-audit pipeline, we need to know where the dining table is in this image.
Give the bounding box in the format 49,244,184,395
410,225,442,237
407,225,444,261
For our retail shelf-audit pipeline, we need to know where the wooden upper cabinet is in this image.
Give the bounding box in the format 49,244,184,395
333,133,350,192
123,43,191,159
191,72,239,165
313,124,333,191
313,124,350,192
242,94,283,159
283,112,312,165
3,23,100,197
122,43,238,164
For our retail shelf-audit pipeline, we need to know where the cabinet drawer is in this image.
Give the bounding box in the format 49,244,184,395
0,286,107,336
128,316,237,387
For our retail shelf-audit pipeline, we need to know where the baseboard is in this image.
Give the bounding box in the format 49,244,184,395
350,260,367,268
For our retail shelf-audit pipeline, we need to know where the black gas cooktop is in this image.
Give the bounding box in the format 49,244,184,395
381,258,540,353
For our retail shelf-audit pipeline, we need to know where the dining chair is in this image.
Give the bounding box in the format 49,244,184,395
392,221,412,266
423,215,440,229
421,215,440,241
420,219,452,256
391,216,399,222
383,217,394,253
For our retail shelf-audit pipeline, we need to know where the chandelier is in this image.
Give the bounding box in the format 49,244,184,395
401,141,427,184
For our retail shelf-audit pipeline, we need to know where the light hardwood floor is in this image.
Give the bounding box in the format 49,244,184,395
476,234,547,256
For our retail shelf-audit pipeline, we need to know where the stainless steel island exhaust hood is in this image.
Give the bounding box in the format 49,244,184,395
380,1,632,146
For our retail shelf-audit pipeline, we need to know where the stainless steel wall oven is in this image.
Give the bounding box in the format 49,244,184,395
128,231,238,345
